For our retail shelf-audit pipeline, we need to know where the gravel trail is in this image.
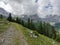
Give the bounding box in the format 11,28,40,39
0,26,28,45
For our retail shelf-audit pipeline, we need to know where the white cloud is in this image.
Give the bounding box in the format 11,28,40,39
8,1,24,16
22,0,38,15
0,1,13,13
0,0,60,18
37,0,60,18
50,0,60,15
7,0,38,15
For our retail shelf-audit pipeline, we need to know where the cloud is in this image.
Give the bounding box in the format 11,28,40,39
37,0,60,18
22,0,38,15
7,0,38,15
0,1,13,13
8,1,24,16
50,0,60,15
0,0,60,18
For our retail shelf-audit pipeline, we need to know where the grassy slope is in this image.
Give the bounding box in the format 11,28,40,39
0,19,60,45
12,23,60,45
0,19,10,33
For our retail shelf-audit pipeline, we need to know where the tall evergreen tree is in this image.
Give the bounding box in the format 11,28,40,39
46,23,50,36
0,14,3,19
7,13,12,21
21,20,24,26
16,17,18,23
43,22,46,35
27,18,31,29
38,21,43,34
30,19,35,30
51,26,56,39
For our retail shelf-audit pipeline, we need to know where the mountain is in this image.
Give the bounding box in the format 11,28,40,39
0,8,9,17
42,15,60,25
20,14,60,25
20,14,42,22
29,14,41,22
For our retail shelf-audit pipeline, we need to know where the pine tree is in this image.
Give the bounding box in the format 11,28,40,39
37,21,43,34
19,18,22,24
16,17,19,23
51,26,56,39
30,19,35,30
21,20,24,26
7,13,12,21
27,18,31,29
0,14,3,19
46,23,50,36
43,22,46,35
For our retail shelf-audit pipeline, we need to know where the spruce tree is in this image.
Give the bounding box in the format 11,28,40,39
27,18,31,29
46,23,50,36
7,13,12,21
30,19,35,30
16,17,18,23
0,14,3,19
43,22,46,35
51,26,56,39
38,21,43,34
21,20,24,26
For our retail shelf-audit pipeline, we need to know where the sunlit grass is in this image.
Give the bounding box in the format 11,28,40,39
13,23,60,45
0,18,10,33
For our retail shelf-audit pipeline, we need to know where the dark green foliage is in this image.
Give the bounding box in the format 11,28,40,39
30,19,36,30
16,17,25,26
38,21,43,34
7,16,57,39
37,22,56,39
16,17,19,23
56,34,60,42
45,23,50,36
16,17,21,24
7,13,12,21
0,14,3,19
51,26,56,39
27,18,36,30
27,18,31,29
43,22,46,35
21,20,24,26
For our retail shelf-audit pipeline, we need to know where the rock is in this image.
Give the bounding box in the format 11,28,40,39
29,31,38,38
29,31,33,37
33,34,37,38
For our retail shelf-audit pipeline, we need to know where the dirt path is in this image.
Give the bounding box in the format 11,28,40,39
0,25,28,45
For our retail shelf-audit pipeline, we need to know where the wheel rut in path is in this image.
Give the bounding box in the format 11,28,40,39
0,25,28,45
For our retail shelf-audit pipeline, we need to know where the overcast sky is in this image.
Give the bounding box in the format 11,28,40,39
0,0,60,18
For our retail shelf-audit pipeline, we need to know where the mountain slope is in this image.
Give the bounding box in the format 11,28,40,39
0,18,10,33
0,8,9,17
43,15,60,23
20,14,41,22
13,23,60,45
0,19,28,45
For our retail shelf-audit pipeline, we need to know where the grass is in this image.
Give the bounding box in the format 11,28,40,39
0,18,10,33
14,38,20,45
12,23,60,45
0,18,60,45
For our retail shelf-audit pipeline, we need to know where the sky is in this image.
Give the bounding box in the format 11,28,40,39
0,0,60,18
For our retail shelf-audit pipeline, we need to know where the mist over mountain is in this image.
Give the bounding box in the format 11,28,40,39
43,15,60,22
20,14,41,23
0,7,60,25
0,8,9,17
